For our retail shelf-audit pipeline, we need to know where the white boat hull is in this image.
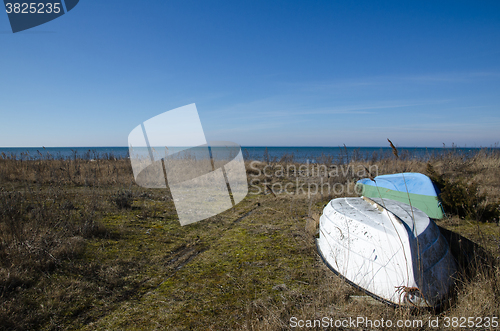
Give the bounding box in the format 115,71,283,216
317,197,456,307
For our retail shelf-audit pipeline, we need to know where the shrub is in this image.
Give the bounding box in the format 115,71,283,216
111,190,134,209
427,163,499,222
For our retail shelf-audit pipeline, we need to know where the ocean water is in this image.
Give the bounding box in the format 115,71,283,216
0,146,495,163
0,147,128,161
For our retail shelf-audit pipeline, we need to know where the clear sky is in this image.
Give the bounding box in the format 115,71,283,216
1,0,499,147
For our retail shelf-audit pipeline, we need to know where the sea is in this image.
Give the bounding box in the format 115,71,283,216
0,146,496,163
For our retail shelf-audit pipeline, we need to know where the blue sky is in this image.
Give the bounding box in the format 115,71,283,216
1,0,499,147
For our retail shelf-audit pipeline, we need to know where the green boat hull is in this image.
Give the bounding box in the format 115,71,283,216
357,183,444,219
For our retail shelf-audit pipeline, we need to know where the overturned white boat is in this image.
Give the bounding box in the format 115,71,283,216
317,197,457,308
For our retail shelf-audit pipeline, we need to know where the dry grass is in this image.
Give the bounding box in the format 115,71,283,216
0,148,499,330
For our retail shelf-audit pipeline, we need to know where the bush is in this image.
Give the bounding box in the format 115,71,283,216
111,190,134,209
427,163,499,222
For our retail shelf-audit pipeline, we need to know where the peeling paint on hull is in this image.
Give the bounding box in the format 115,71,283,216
317,197,457,308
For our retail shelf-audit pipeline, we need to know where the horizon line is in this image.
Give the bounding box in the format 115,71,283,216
0,145,497,149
